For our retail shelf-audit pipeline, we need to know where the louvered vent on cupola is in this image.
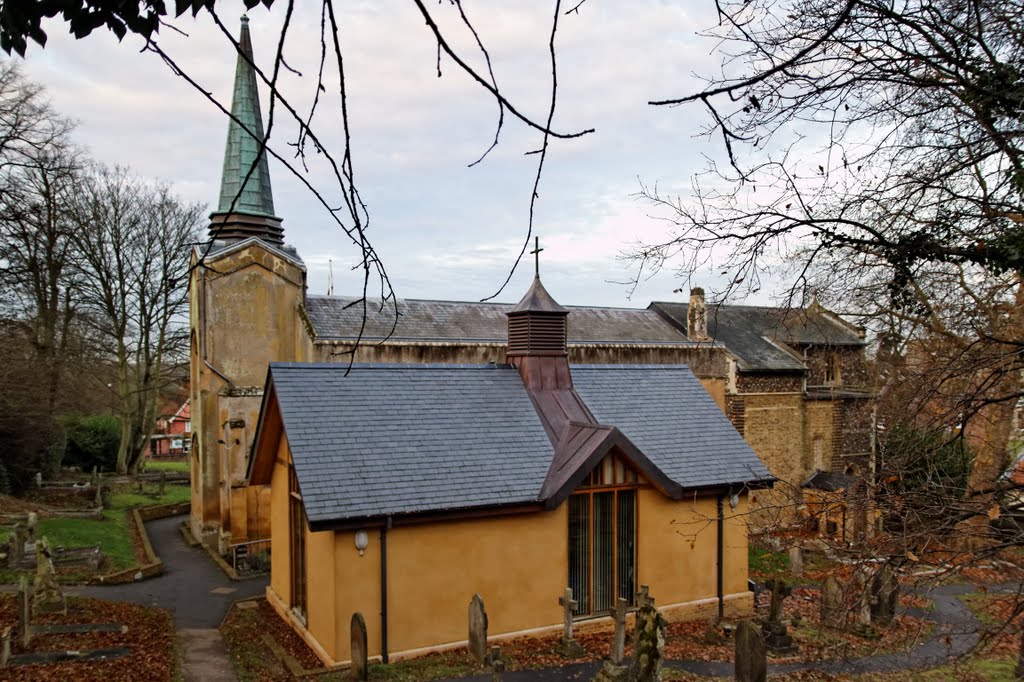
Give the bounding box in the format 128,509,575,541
506,275,569,357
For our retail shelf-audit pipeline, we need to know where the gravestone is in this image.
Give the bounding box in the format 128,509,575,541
556,587,585,657
26,513,36,542
1,626,10,667
761,579,796,655
820,576,842,625
852,565,873,632
490,646,504,681
16,577,30,649
593,598,631,681
91,466,99,488
734,619,767,682
7,524,24,568
638,584,654,608
350,612,368,681
158,471,166,495
788,546,803,577
32,537,66,615
870,563,898,626
628,594,666,682
468,593,488,665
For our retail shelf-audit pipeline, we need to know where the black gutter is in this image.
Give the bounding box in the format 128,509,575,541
716,494,724,621
380,517,391,664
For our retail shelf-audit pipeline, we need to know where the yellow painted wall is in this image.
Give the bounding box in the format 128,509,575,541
269,438,291,604
270,484,752,663
636,490,748,605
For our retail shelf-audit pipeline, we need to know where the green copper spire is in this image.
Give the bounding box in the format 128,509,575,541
210,15,284,245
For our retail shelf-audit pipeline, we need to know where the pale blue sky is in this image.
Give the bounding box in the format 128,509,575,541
17,1,776,308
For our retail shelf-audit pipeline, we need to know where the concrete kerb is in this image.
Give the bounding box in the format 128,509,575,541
91,502,190,585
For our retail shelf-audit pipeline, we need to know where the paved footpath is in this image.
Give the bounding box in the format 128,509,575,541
72,515,268,681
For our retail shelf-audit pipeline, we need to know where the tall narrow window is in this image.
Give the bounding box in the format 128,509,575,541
567,453,640,617
288,465,307,619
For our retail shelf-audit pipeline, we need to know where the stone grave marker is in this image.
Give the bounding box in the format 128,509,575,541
761,579,796,655
32,537,66,615
468,593,488,665
158,471,166,495
26,513,36,542
490,646,504,681
788,546,803,576
1,626,10,668
870,563,898,626
16,577,30,649
852,564,873,631
350,612,368,680
593,598,631,681
555,587,585,657
7,524,24,569
734,619,767,682
628,593,666,682
820,575,842,625
638,584,654,608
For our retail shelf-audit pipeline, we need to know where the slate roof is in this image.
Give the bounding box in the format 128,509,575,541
572,366,772,490
256,362,771,526
305,296,693,346
650,302,864,372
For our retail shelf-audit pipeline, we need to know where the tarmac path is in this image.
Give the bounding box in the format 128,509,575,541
73,514,268,681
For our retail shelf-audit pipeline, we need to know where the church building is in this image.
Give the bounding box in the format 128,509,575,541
246,271,772,665
190,18,871,560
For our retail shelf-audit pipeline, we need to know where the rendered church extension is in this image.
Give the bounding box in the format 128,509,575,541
246,273,772,665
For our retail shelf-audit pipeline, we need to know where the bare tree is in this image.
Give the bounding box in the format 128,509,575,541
73,166,202,475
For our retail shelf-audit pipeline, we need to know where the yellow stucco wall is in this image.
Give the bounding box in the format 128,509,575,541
269,439,291,604
269,475,752,664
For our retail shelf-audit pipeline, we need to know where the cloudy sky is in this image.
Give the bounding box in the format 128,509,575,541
15,0,771,308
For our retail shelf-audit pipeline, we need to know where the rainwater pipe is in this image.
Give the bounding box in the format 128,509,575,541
380,516,391,663
716,494,724,621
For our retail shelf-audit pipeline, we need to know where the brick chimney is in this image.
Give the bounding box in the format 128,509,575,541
506,275,571,389
687,287,708,340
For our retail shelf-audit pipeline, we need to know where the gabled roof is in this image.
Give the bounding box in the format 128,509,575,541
304,296,695,346
249,362,772,528
650,302,864,372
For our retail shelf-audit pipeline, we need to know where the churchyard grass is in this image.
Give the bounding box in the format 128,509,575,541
0,483,190,582
141,459,190,473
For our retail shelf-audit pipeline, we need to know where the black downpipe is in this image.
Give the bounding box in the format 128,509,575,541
380,518,391,664
716,495,724,621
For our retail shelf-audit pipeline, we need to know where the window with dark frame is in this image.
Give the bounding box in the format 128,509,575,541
568,453,640,617
289,465,307,619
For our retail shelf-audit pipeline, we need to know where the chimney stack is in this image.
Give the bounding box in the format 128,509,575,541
687,287,708,340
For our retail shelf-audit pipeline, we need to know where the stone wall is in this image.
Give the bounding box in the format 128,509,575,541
802,346,869,390
736,372,803,394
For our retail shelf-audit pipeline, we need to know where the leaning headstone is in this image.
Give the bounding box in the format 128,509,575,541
788,546,803,577
593,598,631,681
468,593,488,665
820,575,842,626
870,563,898,626
350,612,368,681
628,594,666,682
17,577,30,649
490,646,504,681
761,579,796,655
734,619,767,682
556,587,585,657
32,537,66,615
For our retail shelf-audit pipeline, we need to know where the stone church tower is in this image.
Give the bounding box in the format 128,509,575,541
189,16,307,553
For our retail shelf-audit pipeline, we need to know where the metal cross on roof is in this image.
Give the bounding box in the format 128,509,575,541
530,236,544,276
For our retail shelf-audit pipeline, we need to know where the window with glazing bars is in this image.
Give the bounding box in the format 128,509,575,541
567,465,638,617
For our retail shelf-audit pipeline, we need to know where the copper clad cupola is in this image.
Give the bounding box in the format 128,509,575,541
208,15,284,246
506,275,569,357
506,272,572,390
